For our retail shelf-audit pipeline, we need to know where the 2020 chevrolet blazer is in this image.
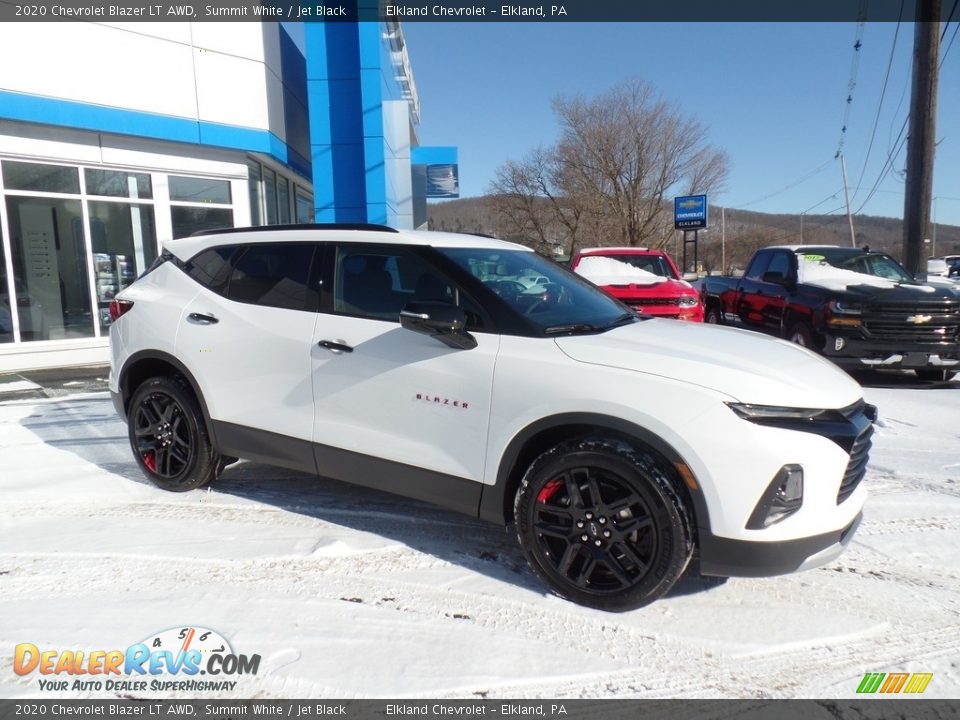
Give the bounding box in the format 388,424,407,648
109,224,874,610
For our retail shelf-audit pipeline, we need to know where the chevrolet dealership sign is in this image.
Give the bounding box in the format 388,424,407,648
674,194,707,229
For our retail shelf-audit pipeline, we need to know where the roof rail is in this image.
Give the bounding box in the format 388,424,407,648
189,223,399,238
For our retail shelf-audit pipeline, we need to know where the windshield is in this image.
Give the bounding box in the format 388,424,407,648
438,248,636,333
795,249,915,284
585,253,677,280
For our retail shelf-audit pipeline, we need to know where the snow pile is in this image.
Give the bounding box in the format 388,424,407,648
798,258,935,293
2,386,960,698
575,255,666,286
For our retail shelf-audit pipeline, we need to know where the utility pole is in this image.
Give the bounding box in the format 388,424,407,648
800,212,804,245
840,153,857,247
721,207,726,273
902,0,942,275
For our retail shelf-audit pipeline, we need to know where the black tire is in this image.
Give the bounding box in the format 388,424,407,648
514,437,694,611
914,368,958,382
127,376,220,492
704,304,722,325
786,321,815,349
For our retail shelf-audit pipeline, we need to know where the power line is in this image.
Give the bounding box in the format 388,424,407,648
737,158,835,209
836,9,868,158
851,4,904,202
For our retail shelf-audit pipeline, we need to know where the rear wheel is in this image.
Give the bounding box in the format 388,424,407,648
915,369,957,382
127,376,220,492
514,437,693,611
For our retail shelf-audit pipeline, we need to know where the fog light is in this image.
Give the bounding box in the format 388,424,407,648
835,337,846,351
746,464,804,529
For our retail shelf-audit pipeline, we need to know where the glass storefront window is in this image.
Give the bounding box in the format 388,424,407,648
0,225,13,343
3,161,80,194
85,169,152,199
88,201,157,331
171,206,234,239
247,163,263,226
169,176,232,204
6,196,94,341
278,177,290,224
295,189,314,224
263,167,278,225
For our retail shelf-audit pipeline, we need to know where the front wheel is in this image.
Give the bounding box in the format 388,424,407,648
786,321,815,349
514,437,693,611
915,368,958,382
127,376,220,492
704,304,722,325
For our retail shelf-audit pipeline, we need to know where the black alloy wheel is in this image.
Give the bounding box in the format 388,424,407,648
515,438,693,611
127,376,220,492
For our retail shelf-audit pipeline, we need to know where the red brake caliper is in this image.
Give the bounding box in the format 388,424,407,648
537,478,564,504
143,451,157,473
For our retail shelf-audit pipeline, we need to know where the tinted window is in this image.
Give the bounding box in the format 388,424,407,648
227,243,315,311
764,251,791,279
2,160,80,194
187,247,236,294
438,248,631,333
85,169,152,199
333,245,484,329
745,251,772,280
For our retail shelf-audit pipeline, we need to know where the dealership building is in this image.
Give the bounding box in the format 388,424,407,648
0,18,457,371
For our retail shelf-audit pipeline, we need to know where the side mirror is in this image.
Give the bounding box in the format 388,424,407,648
400,301,477,350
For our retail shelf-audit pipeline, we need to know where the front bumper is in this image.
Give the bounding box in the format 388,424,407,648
698,511,862,577
820,332,959,369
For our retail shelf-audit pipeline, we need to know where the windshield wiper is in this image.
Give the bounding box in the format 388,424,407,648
544,323,602,335
545,313,637,335
605,312,637,328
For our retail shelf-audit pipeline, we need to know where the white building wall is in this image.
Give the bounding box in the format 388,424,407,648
0,23,288,142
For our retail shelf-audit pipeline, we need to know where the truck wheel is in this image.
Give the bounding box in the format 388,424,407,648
786,322,815,349
704,305,722,324
514,437,694,611
128,376,221,492
915,369,957,382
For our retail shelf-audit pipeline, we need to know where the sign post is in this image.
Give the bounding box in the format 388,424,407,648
674,194,708,275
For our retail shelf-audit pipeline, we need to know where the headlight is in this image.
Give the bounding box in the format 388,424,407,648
678,296,698,307
726,403,838,422
827,300,862,315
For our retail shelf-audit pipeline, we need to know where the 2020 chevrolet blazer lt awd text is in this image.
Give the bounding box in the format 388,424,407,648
109,225,875,611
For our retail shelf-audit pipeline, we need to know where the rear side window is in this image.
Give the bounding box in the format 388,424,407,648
745,251,771,280
186,246,236,294
226,243,316,311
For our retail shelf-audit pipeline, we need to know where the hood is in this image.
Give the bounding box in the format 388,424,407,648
827,281,959,304
555,320,862,408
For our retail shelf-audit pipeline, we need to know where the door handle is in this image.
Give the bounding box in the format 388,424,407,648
318,340,353,353
187,312,219,324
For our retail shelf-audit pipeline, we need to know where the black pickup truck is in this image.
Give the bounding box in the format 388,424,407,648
700,245,960,381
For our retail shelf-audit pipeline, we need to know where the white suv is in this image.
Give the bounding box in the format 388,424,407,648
109,225,874,610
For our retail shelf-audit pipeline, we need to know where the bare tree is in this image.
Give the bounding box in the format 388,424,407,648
488,77,729,253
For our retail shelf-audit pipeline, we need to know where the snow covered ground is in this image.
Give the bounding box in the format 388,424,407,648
1,377,959,699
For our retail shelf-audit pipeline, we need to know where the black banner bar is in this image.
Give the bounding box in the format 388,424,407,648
0,0,952,22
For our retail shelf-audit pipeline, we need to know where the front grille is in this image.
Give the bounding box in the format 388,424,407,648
863,299,960,344
838,424,873,504
627,298,681,307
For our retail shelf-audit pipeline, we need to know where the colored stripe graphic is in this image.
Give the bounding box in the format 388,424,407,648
880,673,909,693
857,673,885,693
857,672,932,694
904,673,933,694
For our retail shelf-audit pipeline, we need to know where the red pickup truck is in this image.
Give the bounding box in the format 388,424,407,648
570,247,703,322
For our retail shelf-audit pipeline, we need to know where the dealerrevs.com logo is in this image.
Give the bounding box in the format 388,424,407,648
14,626,261,693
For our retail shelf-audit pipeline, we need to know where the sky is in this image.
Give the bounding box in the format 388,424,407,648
401,22,960,229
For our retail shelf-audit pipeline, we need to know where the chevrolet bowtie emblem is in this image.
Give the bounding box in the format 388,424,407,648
906,315,933,324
